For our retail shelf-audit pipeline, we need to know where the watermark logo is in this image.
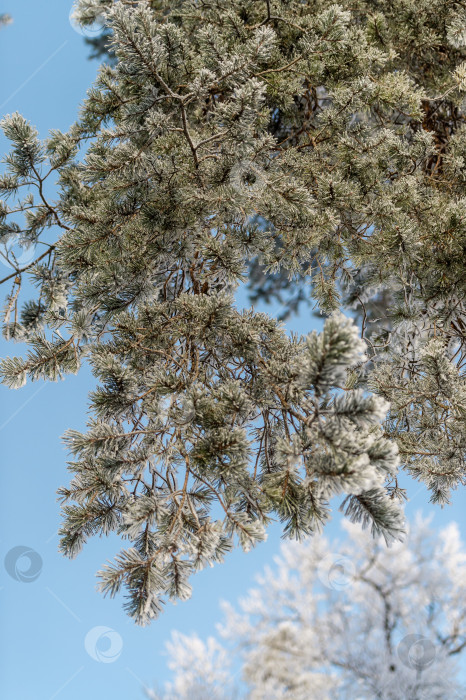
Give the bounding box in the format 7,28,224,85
4,545,43,582
69,6,106,38
84,626,123,663
158,395,197,427
0,235,37,270
173,397,197,426
397,634,436,671
149,85,161,102
229,160,267,198
317,553,355,590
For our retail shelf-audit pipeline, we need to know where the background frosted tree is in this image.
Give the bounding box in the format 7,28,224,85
0,0,465,620
151,516,466,700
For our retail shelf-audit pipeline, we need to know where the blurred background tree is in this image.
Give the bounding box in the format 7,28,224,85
149,516,466,700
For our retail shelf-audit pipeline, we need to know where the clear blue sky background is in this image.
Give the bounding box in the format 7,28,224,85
0,3,465,699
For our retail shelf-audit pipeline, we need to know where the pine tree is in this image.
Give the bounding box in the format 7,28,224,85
153,516,466,700
0,0,465,622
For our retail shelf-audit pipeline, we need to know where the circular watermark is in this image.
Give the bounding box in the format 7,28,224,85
157,395,197,427
149,85,161,101
4,545,43,582
317,553,355,590
69,7,106,37
173,397,197,426
397,634,436,671
229,160,267,198
85,626,123,663
0,235,37,270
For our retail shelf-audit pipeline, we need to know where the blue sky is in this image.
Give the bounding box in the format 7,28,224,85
1,3,465,699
